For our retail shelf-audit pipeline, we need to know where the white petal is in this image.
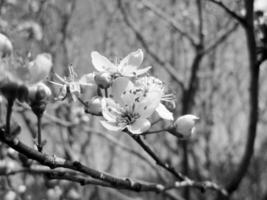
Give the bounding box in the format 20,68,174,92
174,115,199,137
134,90,162,118
118,49,144,76
91,51,116,73
79,73,95,86
156,103,174,120
120,66,152,77
119,49,143,68
100,120,124,132
101,98,124,123
134,66,152,76
110,77,135,105
127,118,151,134
28,53,52,84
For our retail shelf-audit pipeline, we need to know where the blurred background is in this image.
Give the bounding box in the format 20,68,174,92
0,0,267,200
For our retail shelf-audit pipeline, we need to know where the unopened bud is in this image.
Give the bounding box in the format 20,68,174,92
17,84,29,102
0,33,13,58
94,72,111,89
28,82,51,102
169,114,199,139
28,82,51,116
0,81,20,101
84,96,102,116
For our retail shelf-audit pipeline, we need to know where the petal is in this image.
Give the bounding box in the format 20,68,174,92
28,53,52,84
134,66,152,76
156,103,174,120
91,51,116,73
134,90,162,118
118,49,144,74
127,118,151,134
110,77,135,105
100,120,124,132
79,73,95,86
120,66,152,77
101,98,124,123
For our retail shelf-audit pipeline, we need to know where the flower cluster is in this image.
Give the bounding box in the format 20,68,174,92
0,33,52,106
0,32,199,138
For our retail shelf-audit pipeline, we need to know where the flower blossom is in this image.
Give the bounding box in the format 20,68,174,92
50,65,95,101
101,77,162,134
135,76,175,120
91,49,151,78
0,53,52,101
170,114,199,139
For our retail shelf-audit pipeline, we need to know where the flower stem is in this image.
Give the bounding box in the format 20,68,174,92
37,114,43,152
130,134,185,181
104,88,108,98
5,99,14,136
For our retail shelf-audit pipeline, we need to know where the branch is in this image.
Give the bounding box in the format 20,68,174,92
140,0,197,47
94,130,166,182
224,2,260,194
204,22,239,54
0,128,227,196
117,0,184,89
207,0,245,25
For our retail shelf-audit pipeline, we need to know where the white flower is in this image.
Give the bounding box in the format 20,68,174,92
101,77,161,134
0,53,52,101
91,49,151,78
0,33,13,58
1,53,52,85
50,66,95,101
135,76,175,120
172,114,199,139
254,0,267,13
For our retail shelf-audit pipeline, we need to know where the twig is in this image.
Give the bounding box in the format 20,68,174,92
140,0,197,47
204,22,239,54
207,0,245,25
5,99,14,136
37,115,43,152
129,134,185,181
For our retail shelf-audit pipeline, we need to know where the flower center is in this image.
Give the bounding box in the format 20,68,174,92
117,111,140,126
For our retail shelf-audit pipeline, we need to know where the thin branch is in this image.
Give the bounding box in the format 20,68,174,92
94,130,167,182
140,0,197,47
207,0,245,25
129,134,186,181
204,22,239,54
225,1,260,194
0,128,227,196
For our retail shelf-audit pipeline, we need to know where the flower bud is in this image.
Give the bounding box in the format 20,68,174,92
28,82,51,102
17,84,29,102
94,72,112,89
0,33,13,58
0,81,20,101
28,82,51,116
170,114,199,139
84,96,102,116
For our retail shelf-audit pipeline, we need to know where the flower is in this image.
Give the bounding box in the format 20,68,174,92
170,114,199,139
50,66,95,101
91,49,151,78
84,96,102,116
0,33,13,58
135,76,175,120
101,77,162,134
0,53,52,101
